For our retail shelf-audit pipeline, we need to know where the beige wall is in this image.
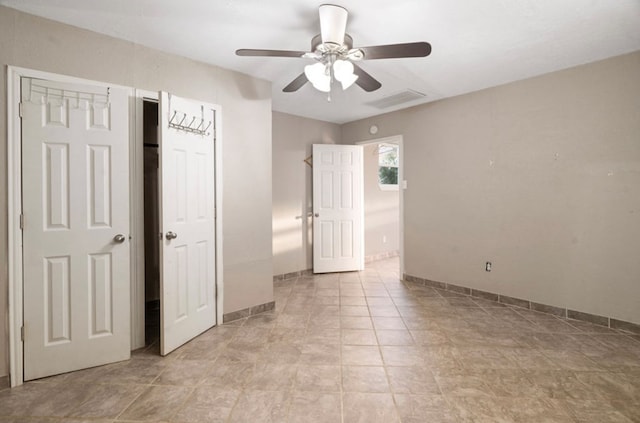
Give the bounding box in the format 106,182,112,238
272,111,341,276
361,143,400,258
272,115,400,273
343,51,640,325
0,7,273,377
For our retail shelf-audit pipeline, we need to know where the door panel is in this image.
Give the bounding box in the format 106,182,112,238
22,77,130,381
159,92,217,355
88,145,112,227
312,144,364,273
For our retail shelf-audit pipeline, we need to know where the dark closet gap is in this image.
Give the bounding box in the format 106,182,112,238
143,100,160,347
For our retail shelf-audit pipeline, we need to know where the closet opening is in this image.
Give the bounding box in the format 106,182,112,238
142,99,160,347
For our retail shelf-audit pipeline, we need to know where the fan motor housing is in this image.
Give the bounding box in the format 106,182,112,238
311,33,353,52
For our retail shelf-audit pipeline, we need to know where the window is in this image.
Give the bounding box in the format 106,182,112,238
378,143,399,190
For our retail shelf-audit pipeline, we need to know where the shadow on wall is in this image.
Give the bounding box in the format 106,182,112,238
273,216,311,256
231,72,271,100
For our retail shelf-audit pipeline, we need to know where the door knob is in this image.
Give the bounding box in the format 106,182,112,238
113,234,126,244
165,231,178,240
314,213,319,218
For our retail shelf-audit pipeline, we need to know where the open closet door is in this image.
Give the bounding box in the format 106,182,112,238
159,92,217,355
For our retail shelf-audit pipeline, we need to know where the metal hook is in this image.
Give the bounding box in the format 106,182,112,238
204,121,212,132
169,111,178,124
188,117,197,128
178,113,187,126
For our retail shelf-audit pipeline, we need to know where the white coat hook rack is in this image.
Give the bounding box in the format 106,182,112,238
168,110,212,136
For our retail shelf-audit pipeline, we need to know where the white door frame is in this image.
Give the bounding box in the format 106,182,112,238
356,135,405,276
7,67,224,387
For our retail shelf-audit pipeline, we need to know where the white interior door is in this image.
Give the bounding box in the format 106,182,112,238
313,144,364,273
159,92,217,355
21,77,131,381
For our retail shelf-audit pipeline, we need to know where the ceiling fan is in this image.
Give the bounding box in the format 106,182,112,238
236,4,432,96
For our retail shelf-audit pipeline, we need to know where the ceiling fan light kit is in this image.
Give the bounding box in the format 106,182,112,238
236,4,432,98
304,62,331,92
333,59,358,89
304,58,358,93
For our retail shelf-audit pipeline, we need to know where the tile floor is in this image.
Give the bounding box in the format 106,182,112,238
1,257,639,422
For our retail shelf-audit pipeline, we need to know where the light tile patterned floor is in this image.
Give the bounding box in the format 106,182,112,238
1,257,640,422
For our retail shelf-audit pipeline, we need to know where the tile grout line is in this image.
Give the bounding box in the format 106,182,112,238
166,385,197,423
223,379,244,423
377,274,403,421
338,272,347,423
365,269,404,421
111,382,157,422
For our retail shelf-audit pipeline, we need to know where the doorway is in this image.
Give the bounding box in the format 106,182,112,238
137,94,221,356
357,136,404,275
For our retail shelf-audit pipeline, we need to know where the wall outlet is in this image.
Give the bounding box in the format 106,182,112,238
485,261,492,272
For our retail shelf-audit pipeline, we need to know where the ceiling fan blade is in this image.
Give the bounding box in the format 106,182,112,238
283,73,309,92
319,4,348,45
352,64,382,92
236,49,307,58
358,42,432,60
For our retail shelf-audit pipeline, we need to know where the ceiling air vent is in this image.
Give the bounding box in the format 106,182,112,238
366,89,426,109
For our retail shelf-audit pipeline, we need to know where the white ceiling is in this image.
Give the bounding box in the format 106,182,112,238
2,0,640,124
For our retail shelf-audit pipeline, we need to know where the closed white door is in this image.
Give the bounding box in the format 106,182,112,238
312,144,364,273
159,92,217,355
21,78,131,380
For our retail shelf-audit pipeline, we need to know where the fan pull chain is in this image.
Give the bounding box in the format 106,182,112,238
327,54,334,102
